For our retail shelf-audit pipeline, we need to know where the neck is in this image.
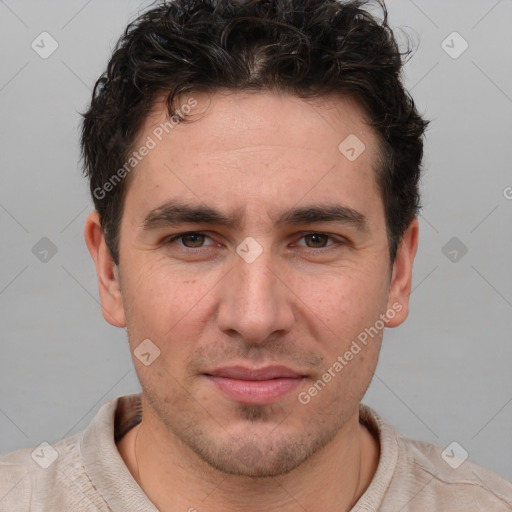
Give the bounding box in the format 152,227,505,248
117,400,379,512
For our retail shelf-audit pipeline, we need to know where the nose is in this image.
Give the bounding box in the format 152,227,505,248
216,246,295,344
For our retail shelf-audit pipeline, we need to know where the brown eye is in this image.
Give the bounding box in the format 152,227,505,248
303,233,331,248
179,233,206,248
166,232,214,249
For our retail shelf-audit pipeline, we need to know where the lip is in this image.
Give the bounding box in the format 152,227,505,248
204,365,306,405
206,365,303,380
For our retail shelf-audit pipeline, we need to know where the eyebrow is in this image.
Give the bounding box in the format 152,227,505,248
141,200,369,233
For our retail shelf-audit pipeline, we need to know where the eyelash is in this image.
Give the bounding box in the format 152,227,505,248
164,231,346,252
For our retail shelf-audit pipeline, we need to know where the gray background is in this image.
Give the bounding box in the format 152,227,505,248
1,0,511,482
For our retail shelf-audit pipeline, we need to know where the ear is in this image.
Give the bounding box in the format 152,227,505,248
84,211,126,327
385,217,419,328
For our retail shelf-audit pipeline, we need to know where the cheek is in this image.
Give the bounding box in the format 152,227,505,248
124,259,190,314
124,264,171,326
121,259,220,350
311,324,383,413
298,267,388,337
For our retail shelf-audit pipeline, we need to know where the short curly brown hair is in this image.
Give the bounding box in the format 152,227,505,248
80,0,429,266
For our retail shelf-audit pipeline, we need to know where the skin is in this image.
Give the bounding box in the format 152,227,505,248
85,90,418,512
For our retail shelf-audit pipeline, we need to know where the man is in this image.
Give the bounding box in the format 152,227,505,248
1,0,511,510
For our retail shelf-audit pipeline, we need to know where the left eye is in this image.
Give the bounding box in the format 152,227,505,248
295,232,337,249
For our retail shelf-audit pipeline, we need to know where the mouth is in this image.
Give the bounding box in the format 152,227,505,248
203,365,307,405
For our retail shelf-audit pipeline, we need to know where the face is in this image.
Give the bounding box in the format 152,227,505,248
87,90,417,478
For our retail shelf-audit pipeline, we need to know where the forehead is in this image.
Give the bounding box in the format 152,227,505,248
142,90,377,154
124,90,384,226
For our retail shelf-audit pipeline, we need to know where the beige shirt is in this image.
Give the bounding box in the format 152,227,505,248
1,394,511,511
